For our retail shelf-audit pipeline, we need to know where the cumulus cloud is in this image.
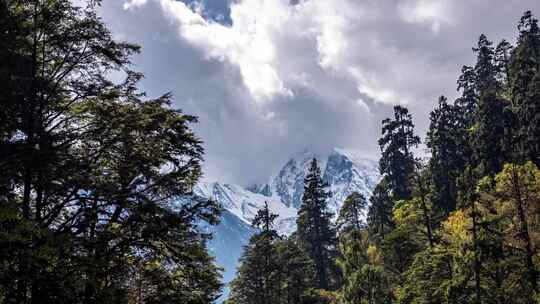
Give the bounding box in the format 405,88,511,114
154,0,417,105
99,0,540,185
158,0,292,101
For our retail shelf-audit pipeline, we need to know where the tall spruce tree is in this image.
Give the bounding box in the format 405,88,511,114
427,96,465,214
275,237,315,304
471,34,511,177
296,158,337,290
510,11,540,165
378,105,420,202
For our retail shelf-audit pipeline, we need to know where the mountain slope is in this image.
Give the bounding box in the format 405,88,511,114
203,147,380,301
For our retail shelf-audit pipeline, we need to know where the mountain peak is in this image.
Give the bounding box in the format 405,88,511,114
197,147,380,235
200,147,381,301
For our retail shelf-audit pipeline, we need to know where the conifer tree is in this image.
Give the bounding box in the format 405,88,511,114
456,65,479,127
297,158,337,290
477,162,540,297
427,96,465,214
336,192,367,235
471,34,511,177
275,237,315,304
366,182,394,241
337,11,540,304
337,230,392,304
510,11,540,164
378,105,420,201
229,203,282,304
494,40,513,86
0,1,222,302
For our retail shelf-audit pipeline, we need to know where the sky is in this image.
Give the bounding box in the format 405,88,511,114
99,0,540,186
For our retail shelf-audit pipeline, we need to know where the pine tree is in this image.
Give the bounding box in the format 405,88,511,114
229,233,281,304
253,201,280,238
510,11,540,164
427,96,465,214
478,162,540,298
366,181,394,241
339,11,540,304
471,34,511,177
336,192,367,235
296,158,337,290
275,237,315,304
522,69,540,165
495,39,513,86
378,105,420,201
456,65,479,126
229,203,282,304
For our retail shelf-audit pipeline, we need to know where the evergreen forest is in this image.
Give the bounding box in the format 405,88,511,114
2,1,540,304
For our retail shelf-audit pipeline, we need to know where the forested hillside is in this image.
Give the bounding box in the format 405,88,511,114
226,11,540,304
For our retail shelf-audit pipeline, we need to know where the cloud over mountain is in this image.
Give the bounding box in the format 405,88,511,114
104,0,540,185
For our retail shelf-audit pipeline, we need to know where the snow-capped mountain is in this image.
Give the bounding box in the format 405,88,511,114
194,182,298,235
200,148,380,235
201,147,380,302
323,148,380,216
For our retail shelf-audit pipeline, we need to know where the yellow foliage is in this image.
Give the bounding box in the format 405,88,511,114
442,209,472,245
367,244,382,265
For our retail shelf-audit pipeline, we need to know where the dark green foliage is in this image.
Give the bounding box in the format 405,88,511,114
378,105,420,201
228,233,282,304
229,202,281,304
336,192,367,234
471,34,512,176
0,1,222,303
296,159,337,290
342,11,540,304
366,182,394,240
275,238,315,304
253,202,279,237
426,96,465,214
456,65,478,125
229,207,314,304
510,11,540,164
230,9,540,304
522,68,540,165
229,161,339,302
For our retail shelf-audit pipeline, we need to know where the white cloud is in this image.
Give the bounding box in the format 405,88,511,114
113,0,540,183
158,0,292,101
128,0,431,106
398,0,453,33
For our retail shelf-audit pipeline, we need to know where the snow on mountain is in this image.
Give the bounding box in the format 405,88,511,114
323,148,380,217
202,147,380,302
266,150,318,209
194,182,298,235
201,147,380,236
